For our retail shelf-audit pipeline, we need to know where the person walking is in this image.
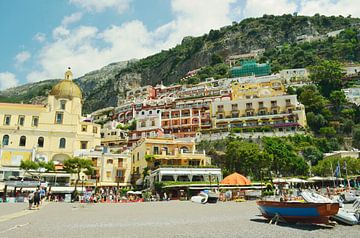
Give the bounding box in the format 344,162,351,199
28,191,34,210
33,189,41,209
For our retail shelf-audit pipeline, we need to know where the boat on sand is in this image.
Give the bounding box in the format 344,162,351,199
257,200,339,224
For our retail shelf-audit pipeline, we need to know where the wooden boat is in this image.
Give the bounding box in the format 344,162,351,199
257,200,339,224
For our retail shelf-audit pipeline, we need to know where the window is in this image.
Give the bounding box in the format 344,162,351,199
93,126,98,134
137,152,139,161
151,120,155,126
81,125,87,132
32,116,39,127
37,137,44,148
149,111,152,115
259,110,266,116
271,101,277,107
19,136,26,147
118,159,123,167
18,116,25,126
141,111,145,115
106,171,111,178
2,135,9,146
162,147,168,155
231,104,238,110
141,121,145,127
153,146,159,155
246,111,254,117
180,146,189,153
59,138,66,148
258,102,264,108
4,115,11,125
59,100,67,110
81,141,88,149
55,112,63,124
107,159,113,164
246,103,252,109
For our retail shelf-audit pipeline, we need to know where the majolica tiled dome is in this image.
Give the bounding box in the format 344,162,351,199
50,68,82,99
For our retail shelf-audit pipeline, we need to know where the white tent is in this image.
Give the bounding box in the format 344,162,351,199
287,178,308,183
307,176,325,182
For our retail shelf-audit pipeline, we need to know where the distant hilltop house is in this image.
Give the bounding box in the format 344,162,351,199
324,150,360,160
226,49,265,66
343,87,360,106
296,29,345,44
279,68,309,84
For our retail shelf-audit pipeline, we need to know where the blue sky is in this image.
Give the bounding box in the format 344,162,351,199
0,0,359,90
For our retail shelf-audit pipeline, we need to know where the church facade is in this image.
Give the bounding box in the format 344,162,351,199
0,69,101,179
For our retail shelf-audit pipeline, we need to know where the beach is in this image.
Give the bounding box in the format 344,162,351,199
0,201,359,238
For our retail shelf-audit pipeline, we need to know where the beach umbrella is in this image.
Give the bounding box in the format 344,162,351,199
273,178,287,183
308,176,325,181
220,172,251,185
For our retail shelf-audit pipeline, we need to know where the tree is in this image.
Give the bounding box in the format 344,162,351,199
319,126,337,138
20,160,55,180
309,60,344,97
302,146,323,166
313,156,360,176
211,53,224,65
298,85,328,113
353,127,360,149
63,157,94,192
329,90,346,113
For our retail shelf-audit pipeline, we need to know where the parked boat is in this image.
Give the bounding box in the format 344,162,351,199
257,200,339,224
191,191,208,204
301,190,359,225
341,191,357,204
204,190,219,203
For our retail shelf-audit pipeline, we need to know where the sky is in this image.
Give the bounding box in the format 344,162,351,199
1,0,360,91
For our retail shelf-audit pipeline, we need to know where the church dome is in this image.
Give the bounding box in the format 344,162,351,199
50,68,82,99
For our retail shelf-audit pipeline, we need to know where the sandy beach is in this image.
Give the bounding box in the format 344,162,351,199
0,201,359,238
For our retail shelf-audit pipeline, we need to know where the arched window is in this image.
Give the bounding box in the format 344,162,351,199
19,136,26,147
2,135,9,146
38,137,44,148
59,138,66,148
180,146,189,153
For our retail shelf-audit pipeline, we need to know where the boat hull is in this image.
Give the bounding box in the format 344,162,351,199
257,201,339,224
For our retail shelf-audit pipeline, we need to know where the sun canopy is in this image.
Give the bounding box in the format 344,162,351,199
220,172,251,185
287,178,308,183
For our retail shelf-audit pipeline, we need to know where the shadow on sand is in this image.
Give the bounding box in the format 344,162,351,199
250,215,335,231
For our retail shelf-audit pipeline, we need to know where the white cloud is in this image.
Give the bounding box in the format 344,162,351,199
0,72,19,90
299,0,360,17
69,0,131,14
27,0,238,82
61,12,83,26
243,0,297,18
34,33,46,43
15,51,31,64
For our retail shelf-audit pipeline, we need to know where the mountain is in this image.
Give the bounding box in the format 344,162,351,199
1,14,360,113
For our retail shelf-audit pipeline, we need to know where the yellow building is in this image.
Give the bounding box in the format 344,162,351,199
211,94,307,131
131,137,211,182
231,80,285,100
73,149,132,188
0,69,101,179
